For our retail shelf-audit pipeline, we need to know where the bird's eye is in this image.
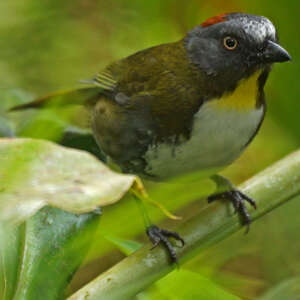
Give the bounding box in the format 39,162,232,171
223,37,238,50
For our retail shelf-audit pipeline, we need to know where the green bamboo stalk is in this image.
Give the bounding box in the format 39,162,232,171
68,150,300,300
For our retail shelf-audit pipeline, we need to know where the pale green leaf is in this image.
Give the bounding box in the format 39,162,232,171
0,138,139,225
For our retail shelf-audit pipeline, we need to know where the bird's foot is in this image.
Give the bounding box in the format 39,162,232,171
146,225,185,262
208,190,257,233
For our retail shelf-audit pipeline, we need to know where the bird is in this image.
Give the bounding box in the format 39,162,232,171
11,12,291,262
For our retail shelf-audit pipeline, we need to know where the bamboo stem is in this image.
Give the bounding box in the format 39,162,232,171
68,150,300,300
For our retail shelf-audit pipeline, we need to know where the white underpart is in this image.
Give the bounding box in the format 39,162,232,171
239,17,276,42
144,101,264,180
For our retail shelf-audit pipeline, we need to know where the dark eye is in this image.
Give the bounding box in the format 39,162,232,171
223,37,238,50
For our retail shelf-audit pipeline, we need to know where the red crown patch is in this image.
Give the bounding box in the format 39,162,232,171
201,13,228,27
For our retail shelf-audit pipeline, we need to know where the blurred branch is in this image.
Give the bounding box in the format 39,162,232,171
68,150,300,300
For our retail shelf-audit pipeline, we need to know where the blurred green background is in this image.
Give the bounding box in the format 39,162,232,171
1,0,300,299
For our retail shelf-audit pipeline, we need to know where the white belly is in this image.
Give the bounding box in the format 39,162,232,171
144,100,264,179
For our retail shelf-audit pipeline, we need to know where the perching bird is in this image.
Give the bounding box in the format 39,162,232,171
11,13,291,261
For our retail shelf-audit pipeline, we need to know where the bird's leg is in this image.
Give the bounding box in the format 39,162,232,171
208,175,257,232
134,195,184,262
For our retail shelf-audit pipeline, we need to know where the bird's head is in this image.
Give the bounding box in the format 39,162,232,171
184,13,291,93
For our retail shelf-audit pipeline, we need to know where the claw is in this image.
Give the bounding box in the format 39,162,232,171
146,225,184,262
208,189,256,232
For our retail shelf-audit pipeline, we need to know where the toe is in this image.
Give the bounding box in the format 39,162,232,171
207,192,227,203
146,225,184,262
208,189,256,231
159,234,178,262
161,229,185,247
239,192,257,209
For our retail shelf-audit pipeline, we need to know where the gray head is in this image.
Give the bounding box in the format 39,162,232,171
224,13,277,43
184,13,291,80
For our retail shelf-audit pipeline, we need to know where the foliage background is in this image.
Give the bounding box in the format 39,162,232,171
1,0,300,299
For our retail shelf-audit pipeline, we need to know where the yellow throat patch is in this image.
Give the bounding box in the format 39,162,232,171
215,70,262,111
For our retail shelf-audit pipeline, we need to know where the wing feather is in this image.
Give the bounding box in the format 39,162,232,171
84,69,117,90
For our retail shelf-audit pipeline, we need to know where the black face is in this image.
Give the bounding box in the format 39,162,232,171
184,13,291,91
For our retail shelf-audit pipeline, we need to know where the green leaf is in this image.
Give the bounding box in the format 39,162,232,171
0,207,100,300
0,138,139,225
0,115,14,137
141,270,241,300
0,89,35,111
259,277,300,300
0,224,23,300
104,234,142,256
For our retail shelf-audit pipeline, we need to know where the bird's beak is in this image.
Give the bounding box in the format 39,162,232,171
263,40,291,63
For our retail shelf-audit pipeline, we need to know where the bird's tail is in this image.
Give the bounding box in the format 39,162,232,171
9,87,103,111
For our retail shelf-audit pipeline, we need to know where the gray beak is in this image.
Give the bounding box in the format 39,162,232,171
263,40,291,63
